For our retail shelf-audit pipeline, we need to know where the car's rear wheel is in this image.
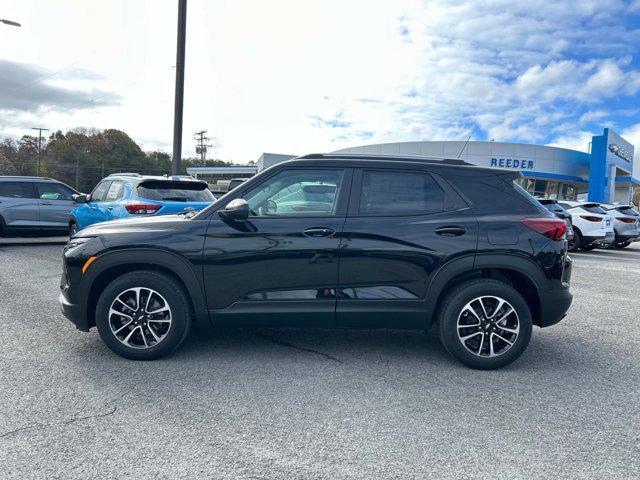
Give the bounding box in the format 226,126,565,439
568,230,580,252
95,271,192,360
613,242,631,249
437,279,533,370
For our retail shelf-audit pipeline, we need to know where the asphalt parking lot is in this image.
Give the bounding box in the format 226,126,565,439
1,243,639,479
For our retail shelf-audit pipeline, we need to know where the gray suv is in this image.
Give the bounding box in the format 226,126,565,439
0,176,78,236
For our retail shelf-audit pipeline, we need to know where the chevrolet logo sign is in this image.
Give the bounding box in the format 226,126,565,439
609,143,633,162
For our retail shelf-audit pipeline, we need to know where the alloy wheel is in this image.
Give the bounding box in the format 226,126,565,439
108,287,172,349
456,296,520,357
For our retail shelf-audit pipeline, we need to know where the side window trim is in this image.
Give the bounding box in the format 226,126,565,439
349,168,450,218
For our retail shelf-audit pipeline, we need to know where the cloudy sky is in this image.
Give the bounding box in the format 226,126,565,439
1,0,640,162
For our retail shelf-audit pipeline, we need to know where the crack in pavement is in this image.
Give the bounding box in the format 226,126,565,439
254,332,343,363
0,393,126,440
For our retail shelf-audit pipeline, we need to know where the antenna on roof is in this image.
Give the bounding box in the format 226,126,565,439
457,136,471,159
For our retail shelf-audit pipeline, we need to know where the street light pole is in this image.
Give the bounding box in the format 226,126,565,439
172,0,187,175
31,127,49,176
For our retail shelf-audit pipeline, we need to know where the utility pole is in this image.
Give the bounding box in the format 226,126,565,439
194,130,211,163
172,0,187,175
31,127,49,176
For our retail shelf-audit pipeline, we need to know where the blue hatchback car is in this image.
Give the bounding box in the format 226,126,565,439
69,173,215,235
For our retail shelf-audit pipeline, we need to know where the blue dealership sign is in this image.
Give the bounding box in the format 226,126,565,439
490,158,535,169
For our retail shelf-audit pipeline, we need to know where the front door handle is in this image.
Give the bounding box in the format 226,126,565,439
303,227,335,238
435,226,466,237
40,202,53,206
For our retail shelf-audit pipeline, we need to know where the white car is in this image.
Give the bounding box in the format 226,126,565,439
558,201,615,251
599,203,640,249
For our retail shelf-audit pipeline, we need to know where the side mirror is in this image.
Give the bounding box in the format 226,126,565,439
73,194,89,204
219,198,249,222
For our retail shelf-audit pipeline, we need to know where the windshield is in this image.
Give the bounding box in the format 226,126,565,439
137,181,215,202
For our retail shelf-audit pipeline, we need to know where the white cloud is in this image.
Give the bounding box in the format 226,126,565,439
547,131,595,152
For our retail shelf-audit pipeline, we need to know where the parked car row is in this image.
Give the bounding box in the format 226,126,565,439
537,197,640,252
0,174,216,237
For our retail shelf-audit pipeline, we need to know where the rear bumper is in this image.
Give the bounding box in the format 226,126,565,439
615,233,639,244
59,291,90,332
538,288,573,327
583,233,615,247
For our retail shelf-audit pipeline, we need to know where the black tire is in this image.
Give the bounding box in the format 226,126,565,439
613,242,630,249
95,270,192,360
0,215,5,237
580,244,597,251
437,279,533,370
568,230,580,252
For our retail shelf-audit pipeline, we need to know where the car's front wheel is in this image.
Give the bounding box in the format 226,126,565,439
95,271,192,360
437,279,533,370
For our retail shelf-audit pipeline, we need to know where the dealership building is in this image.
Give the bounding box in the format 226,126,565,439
188,128,638,204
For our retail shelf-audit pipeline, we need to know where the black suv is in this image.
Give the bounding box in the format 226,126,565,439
60,154,573,369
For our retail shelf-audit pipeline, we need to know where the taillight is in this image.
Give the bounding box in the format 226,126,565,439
580,215,602,222
125,203,162,214
521,218,567,241
618,217,636,223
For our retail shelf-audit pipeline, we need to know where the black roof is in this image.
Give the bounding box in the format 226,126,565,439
297,152,471,166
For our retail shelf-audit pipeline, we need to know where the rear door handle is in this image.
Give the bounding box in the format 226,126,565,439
435,226,466,237
41,202,53,206
303,227,335,237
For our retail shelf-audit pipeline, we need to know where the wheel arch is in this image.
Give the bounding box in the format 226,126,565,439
426,254,544,328
83,248,209,329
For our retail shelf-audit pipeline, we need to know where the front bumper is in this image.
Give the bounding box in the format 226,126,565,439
59,291,90,332
538,288,573,327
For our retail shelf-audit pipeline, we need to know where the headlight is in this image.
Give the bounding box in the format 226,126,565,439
64,236,95,252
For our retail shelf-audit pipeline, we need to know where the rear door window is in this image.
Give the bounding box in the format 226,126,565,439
104,182,124,201
359,170,445,215
90,181,111,202
0,182,35,198
137,181,214,202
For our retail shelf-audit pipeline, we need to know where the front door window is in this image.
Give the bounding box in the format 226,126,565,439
243,169,345,217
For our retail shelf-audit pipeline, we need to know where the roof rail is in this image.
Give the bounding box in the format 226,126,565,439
296,152,472,166
107,172,142,177
0,175,53,180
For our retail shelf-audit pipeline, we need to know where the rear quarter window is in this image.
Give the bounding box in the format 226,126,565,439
137,181,215,202
444,173,543,215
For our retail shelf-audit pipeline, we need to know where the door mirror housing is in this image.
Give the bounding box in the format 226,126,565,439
219,198,249,222
73,194,89,204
